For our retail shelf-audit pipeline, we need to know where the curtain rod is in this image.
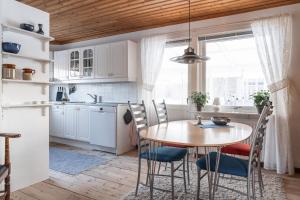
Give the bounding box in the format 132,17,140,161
147,13,291,41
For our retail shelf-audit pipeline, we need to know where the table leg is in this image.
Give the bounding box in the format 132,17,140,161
212,147,221,199
148,140,159,200
205,147,212,200
204,147,222,200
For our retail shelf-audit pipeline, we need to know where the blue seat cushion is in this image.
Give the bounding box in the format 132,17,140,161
140,146,187,162
0,165,8,181
196,152,249,177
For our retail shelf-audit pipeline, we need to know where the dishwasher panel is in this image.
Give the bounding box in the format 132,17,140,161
89,106,117,148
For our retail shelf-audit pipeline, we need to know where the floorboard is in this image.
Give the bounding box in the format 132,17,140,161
11,143,300,200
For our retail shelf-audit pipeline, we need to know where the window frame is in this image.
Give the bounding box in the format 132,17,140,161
197,29,265,110
159,27,263,111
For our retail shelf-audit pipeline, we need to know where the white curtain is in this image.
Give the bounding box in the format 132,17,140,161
140,35,167,124
251,15,294,174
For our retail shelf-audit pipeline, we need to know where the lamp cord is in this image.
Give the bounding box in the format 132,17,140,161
188,0,191,47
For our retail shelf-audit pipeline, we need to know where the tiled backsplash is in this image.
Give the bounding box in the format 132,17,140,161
50,82,138,103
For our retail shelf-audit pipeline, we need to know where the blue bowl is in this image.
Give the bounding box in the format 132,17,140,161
2,42,21,54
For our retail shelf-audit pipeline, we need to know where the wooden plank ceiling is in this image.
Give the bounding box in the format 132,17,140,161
19,0,300,44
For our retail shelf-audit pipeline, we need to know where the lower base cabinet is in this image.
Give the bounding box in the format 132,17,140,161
50,105,90,141
50,105,64,138
64,106,77,139
77,106,90,141
50,105,117,146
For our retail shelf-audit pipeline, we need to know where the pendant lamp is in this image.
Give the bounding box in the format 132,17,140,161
170,0,209,64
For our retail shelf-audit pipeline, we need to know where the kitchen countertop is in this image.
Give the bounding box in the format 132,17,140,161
50,101,129,107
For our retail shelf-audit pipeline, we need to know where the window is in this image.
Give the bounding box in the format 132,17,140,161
154,44,188,105
203,33,267,106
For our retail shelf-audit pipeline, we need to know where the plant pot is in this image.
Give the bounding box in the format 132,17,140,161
196,104,203,112
256,105,264,114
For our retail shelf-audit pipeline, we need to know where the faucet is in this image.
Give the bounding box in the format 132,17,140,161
87,93,97,103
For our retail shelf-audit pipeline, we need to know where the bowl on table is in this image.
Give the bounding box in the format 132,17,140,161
2,42,21,54
211,116,231,126
20,23,34,32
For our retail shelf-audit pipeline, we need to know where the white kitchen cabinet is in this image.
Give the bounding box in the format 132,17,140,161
95,40,137,81
64,106,77,139
53,50,69,81
95,43,110,78
69,47,95,79
110,41,127,78
52,40,136,83
50,105,64,137
77,106,90,141
50,104,134,155
69,49,80,78
89,106,116,148
60,105,90,141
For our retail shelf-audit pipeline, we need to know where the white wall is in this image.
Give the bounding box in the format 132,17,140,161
51,4,300,168
0,0,50,191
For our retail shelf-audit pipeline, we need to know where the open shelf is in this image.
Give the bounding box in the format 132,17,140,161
2,24,54,42
2,79,50,84
1,51,53,63
2,103,51,108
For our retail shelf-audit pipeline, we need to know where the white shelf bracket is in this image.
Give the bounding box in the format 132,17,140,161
41,63,46,73
41,85,46,95
41,107,46,116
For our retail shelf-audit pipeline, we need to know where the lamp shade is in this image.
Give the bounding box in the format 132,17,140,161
170,47,209,64
213,97,221,106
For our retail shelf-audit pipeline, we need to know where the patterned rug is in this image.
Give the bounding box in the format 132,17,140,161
123,166,286,200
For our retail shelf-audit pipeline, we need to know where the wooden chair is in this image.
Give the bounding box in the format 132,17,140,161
0,133,21,200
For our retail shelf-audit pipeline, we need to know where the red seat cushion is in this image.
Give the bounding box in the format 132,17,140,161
221,143,251,156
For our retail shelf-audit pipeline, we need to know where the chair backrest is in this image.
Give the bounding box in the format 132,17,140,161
152,99,168,124
248,101,273,175
128,101,149,154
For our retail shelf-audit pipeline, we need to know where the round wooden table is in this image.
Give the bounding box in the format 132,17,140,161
139,120,253,200
140,120,252,147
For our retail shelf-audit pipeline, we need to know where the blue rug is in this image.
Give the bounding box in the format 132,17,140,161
49,147,109,175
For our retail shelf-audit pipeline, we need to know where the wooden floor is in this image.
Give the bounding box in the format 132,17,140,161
12,144,300,200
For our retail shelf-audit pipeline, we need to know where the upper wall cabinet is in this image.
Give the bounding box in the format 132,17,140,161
53,50,69,81
69,47,95,79
95,40,137,81
52,40,137,83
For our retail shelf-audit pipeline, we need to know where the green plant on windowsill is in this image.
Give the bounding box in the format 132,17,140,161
190,91,208,111
250,90,270,114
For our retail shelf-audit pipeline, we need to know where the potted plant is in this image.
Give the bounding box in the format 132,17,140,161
190,91,208,111
251,90,270,114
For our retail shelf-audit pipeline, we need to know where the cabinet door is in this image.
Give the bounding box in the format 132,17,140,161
69,49,80,78
95,44,110,78
110,41,127,77
64,106,77,139
50,106,64,137
54,51,69,80
81,48,94,78
77,106,90,141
